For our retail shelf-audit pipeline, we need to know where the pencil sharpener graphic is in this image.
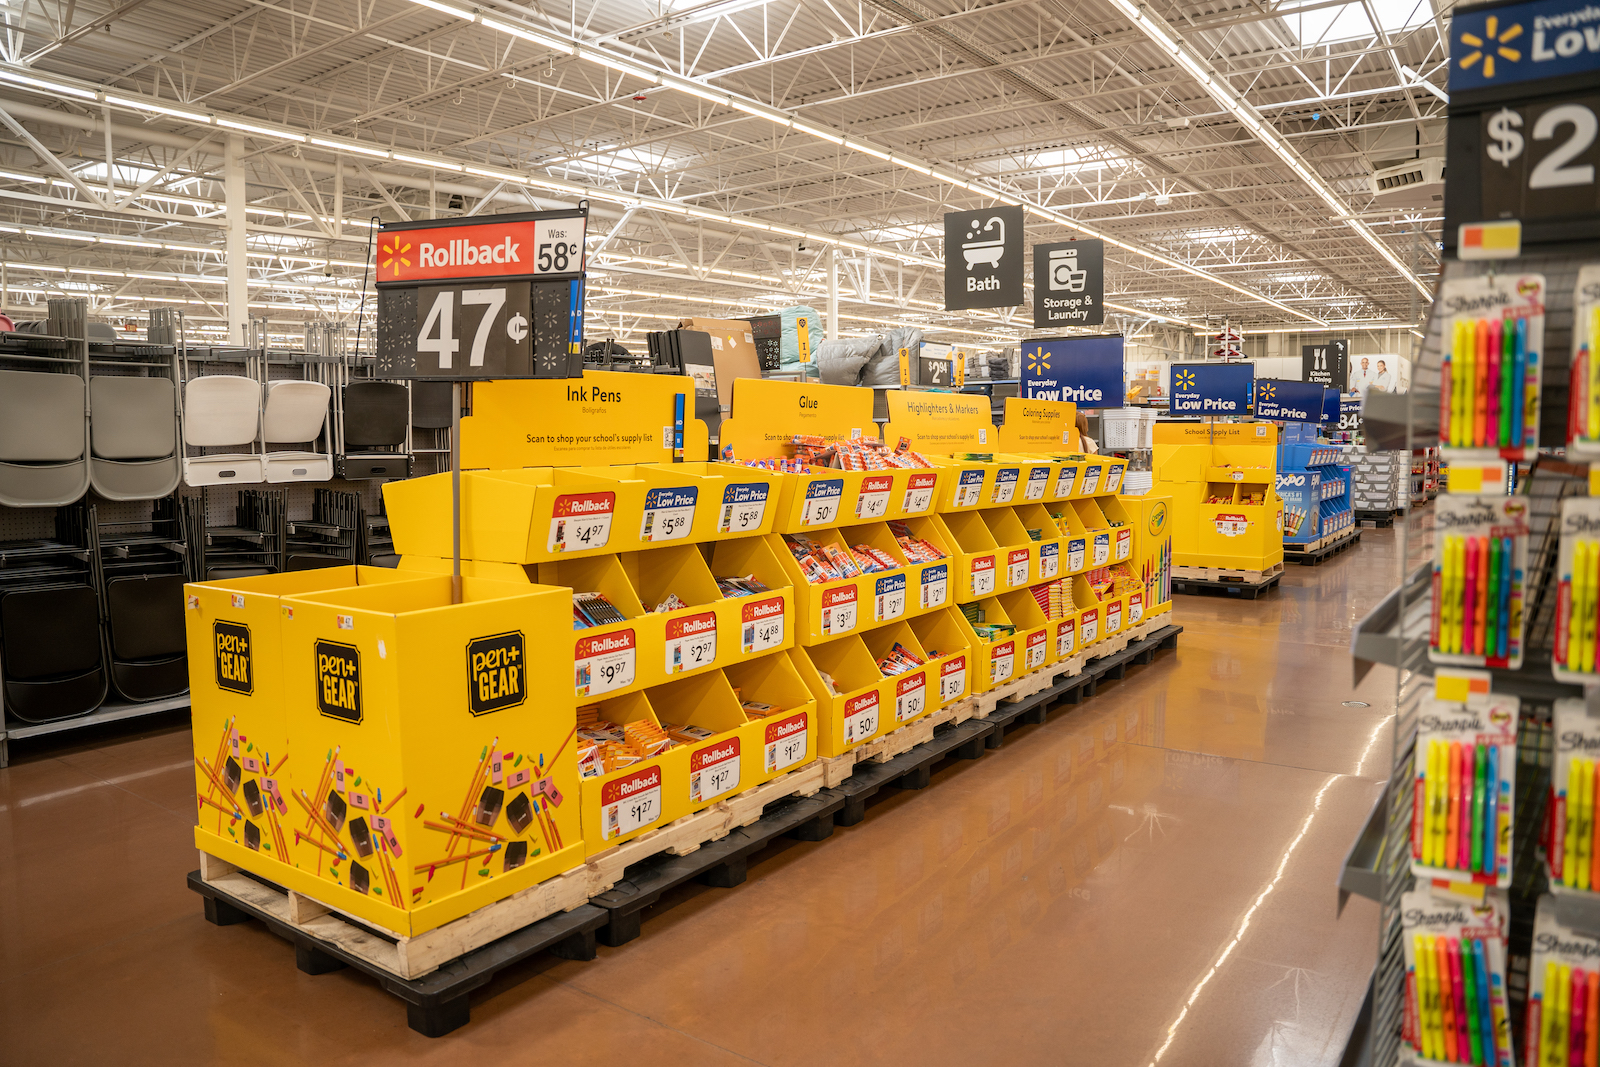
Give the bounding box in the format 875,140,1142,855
223,756,242,793
325,790,348,832
348,861,370,895
502,840,528,871
243,820,261,851
348,816,374,859
242,779,264,818
506,792,533,835
476,786,504,828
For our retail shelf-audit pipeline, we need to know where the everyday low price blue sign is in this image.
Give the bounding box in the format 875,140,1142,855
1021,334,1125,409
1321,387,1341,425
1169,363,1253,415
1253,378,1324,423
1449,0,1600,93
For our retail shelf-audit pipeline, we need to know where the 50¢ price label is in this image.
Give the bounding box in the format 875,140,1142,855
803,479,844,526
843,692,880,745
895,673,927,722
940,656,967,703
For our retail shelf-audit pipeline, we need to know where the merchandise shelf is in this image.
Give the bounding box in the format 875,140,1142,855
769,522,948,645
722,463,948,534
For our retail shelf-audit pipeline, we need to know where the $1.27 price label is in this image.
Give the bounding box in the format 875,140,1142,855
718,482,770,533
952,469,984,508
1039,542,1060,580
991,468,1020,504
1054,466,1079,499
855,474,893,519
920,563,948,608
641,486,697,542
764,712,809,772
940,656,967,703
821,585,858,636
1007,549,1030,588
971,555,996,596
803,478,844,526
1024,466,1051,501
601,764,661,840
990,640,1015,684
874,573,907,621
894,672,926,722
575,629,635,697
741,596,785,653
548,492,615,553
902,472,937,514
843,691,880,745
665,612,716,673
689,738,740,803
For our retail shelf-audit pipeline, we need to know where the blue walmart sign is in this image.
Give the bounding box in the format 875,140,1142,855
1253,378,1324,423
1450,0,1600,92
1170,363,1253,415
1022,335,1124,409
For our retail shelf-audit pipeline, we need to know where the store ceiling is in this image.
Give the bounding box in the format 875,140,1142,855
0,0,1446,346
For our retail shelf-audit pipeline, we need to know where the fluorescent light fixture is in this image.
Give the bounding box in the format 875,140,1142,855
0,67,96,99
394,152,457,170
216,117,305,141
0,168,44,184
581,49,660,81
845,141,892,161
309,137,391,158
480,16,576,53
790,121,844,145
668,80,730,105
104,94,211,123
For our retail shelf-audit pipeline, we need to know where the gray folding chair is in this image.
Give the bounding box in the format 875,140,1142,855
89,376,181,501
0,369,90,507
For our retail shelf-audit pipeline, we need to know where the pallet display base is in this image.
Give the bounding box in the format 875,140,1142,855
1356,509,1403,527
1284,529,1362,565
1172,563,1283,598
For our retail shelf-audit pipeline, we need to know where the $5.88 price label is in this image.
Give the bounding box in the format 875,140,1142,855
641,486,697,542
549,492,615,553
689,738,741,803
719,482,770,533
764,713,809,772
902,472,937,514
741,596,785,653
991,468,1020,504
575,629,636,697
600,765,661,840
665,613,716,674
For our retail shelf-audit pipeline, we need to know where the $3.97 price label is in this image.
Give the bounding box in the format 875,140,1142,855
855,475,893,519
689,738,740,803
576,629,636,697
600,765,661,840
764,713,809,772
940,656,967,703
549,492,615,553
821,586,858,636
902,472,937,514
665,613,716,674
741,596,785,653
719,482,770,533
843,691,880,745
802,479,844,526
640,486,697,543
894,672,927,722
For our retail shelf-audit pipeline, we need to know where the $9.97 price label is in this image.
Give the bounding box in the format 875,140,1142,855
576,629,635,697
601,765,661,840
764,713,809,772
549,492,615,553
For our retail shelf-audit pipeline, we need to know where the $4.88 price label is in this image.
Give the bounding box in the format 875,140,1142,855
665,612,716,674
764,712,809,772
803,479,844,526
894,672,927,722
689,738,740,803
600,764,661,840
576,629,635,697
719,482,770,534
549,492,615,553
855,474,893,519
874,573,907,621
741,596,785,653
902,472,938,514
641,486,697,542
940,656,967,703
843,691,880,746
1007,549,1030,588
971,555,997,597
821,586,858,636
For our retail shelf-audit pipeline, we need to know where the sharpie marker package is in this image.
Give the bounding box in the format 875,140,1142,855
1568,266,1600,457
1437,271,1546,462
1401,887,1512,1067
1429,494,1531,670
1546,698,1600,895
1526,895,1600,1067
1411,696,1518,889
1556,499,1600,683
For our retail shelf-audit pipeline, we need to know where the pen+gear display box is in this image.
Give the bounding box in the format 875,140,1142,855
1429,494,1531,670
1438,271,1546,462
1400,887,1512,1067
1410,696,1518,889
275,575,580,938
185,566,426,880
1526,894,1600,1067
1570,266,1600,457
1546,698,1600,896
1555,497,1600,683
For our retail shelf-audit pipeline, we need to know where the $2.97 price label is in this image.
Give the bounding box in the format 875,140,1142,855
549,492,615,553
764,713,809,772
600,765,661,840
990,641,1015,684
803,479,844,526
741,596,785,653
665,613,716,674
719,482,770,534
902,472,937,514
921,564,948,608
575,629,635,697
641,486,697,542
874,573,907,621
690,738,740,803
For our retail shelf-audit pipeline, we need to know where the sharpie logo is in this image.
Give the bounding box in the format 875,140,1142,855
1403,905,1473,926
1418,714,1484,732
1443,291,1514,314
1534,932,1600,960
1560,731,1600,752
1568,514,1600,535
1437,506,1498,528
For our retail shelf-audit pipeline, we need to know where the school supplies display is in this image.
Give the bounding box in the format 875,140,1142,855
1437,272,1546,459
572,591,629,628
1429,495,1531,669
1571,267,1600,457
1526,895,1600,1067
721,434,933,472
1401,887,1512,1067
1410,696,1518,887
1555,498,1600,683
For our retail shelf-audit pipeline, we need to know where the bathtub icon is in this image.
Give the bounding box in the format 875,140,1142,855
962,215,1006,269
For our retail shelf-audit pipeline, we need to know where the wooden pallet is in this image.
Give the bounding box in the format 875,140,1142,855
1172,564,1282,599
1172,561,1284,584
1284,528,1361,565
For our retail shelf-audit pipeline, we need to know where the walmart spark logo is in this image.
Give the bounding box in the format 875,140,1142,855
1175,369,1196,392
379,238,412,279
1257,382,1276,403
1026,348,1051,375
1458,15,1522,79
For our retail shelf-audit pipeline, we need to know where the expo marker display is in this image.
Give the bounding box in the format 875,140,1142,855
1438,273,1545,461
1403,888,1511,1066
1410,695,1516,887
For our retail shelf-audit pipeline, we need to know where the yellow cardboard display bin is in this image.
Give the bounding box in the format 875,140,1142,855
995,588,1053,676
722,653,819,787
1124,494,1174,623
950,596,1027,693
1153,422,1283,572
1013,502,1068,585
908,607,973,707
768,523,945,644
269,575,579,938
890,514,958,614
790,617,943,755
576,690,691,853
185,566,424,879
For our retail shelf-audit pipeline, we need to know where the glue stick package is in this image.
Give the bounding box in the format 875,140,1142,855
1430,495,1532,670
1401,887,1512,1067
1546,698,1600,894
1555,499,1600,683
1411,696,1518,888
1567,266,1600,457
1437,272,1546,461
1526,895,1600,1067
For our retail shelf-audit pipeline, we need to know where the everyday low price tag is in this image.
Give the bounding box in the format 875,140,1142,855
802,478,844,526
640,486,697,542
718,482,769,534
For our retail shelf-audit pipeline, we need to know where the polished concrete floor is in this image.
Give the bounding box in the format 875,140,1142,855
0,529,1402,1066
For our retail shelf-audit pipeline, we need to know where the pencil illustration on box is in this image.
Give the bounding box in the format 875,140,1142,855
195,715,295,866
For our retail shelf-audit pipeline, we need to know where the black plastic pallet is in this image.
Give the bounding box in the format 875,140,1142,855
1356,509,1401,527
1284,530,1362,566
1172,573,1280,599
833,717,997,825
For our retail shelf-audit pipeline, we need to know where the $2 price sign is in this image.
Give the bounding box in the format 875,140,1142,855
1480,95,1600,222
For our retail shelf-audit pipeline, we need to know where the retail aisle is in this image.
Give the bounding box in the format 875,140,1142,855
0,530,1402,1067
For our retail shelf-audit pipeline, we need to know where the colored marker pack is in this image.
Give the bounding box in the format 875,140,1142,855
1568,266,1600,457
1526,895,1600,1067
1410,696,1518,888
1437,272,1545,461
1429,495,1531,669
1546,699,1600,895
1401,887,1512,1067
1555,498,1600,683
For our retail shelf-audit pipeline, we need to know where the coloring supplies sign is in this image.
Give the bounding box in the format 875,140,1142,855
1039,543,1060,580
997,396,1079,451
641,486,697,542
971,555,997,596
575,629,635,697
855,474,893,520
764,713,809,772
718,482,769,533
1026,630,1048,671
940,656,968,703
1007,548,1031,588
1093,531,1112,564
953,469,985,508
1081,465,1103,496
1067,538,1087,572
1056,618,1077,658
741,596,785,653
601,764,661,839
991,467,1020,504
843,691,880,745
1116,528,1132,560
803,479,845,526
990,640,1015,683
874,573,907,622
921,564,949,608
1054,465,1080,499
689,738,740,803
549,492,615,552
902,472,938,514
665,612,716,674
1024,466,1051,501
821,585,858,635
1081,608,1099,645
1128,591,1144,625
1214,513,1251,537
895,672,927,722
1107,601,1122,633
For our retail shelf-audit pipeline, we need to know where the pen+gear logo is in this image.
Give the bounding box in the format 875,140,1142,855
378,236,412,279
466,630,527,716
1457,14,1523,80
1174,369,1196,392
1026,347,1051,375
1147,501,1168,536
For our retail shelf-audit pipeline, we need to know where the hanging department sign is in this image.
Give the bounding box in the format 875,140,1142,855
944,205,1024,311
1301,339,1348,387
1032,239,1104,328
1021,334,1125,408
1253,378,1324,423
1169,362,1253,415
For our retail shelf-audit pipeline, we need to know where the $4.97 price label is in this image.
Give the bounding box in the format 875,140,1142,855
665,612,716,674
894,672,927,722
855,474,893,519
874,573,907,622
576,629,636,697
991,468,1020,504
549,492,615,553
689,738,740,803
902,472,938,514
843,691,880,746
641,486,697,542
803,479,844,526
940,656,967,703
600,764,661,840
971,555,997,596
952,469,984,508
821,586,858,636
1024,466,1051,501
1007,549,1030,588
719,482,770,533
764,712,809,772
741,596,785,653
921,563,948,608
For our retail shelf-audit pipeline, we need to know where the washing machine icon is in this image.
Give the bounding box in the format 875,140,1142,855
1048,247,1088,292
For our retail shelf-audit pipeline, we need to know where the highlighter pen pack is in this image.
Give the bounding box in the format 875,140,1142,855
1555,498,1600,683
1568,266,1600,457
1411,696,1518,889
1437,271,1546,462
1401,887,1513,1067
1525,895,1600,1067
1429,494,1531,670
1545,698,1600,896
